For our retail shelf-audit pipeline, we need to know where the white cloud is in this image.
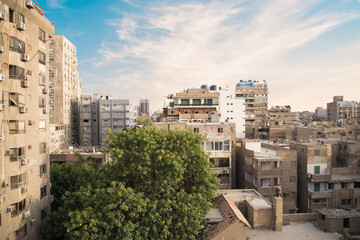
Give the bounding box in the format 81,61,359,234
47,0,65,9
123,0,139,8
94,0,360,111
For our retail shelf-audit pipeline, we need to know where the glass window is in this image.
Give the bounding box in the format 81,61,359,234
314,183,320,192
209,158,229,167
192,99,201,105
180,99,190,105
314,166,320,174
224,140,230,151
39,28,46,42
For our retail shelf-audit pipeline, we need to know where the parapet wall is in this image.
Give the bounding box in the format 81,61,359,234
283,213,316,222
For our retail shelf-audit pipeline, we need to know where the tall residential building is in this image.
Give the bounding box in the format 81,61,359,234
49,35,80,149
218,86,245,138
327,96,358,125
139,99,149,116
236,140,298,213
314,107,327,120
267,105,299,126
235,80,268,124
79,94,136,146
0,1,54,239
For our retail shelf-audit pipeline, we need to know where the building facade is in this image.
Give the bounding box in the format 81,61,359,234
0,0,54,239
236,140,297,213
327,96,358,125
79,94,136,146
314,107,327,120
49,35,80,148
139,99,149,116
267,105,299,126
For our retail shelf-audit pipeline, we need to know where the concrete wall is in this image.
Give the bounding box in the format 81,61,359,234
283,213,316,221
212,222,247,240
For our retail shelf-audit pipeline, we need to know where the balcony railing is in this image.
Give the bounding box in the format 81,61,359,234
307,173,331,182
173,103,218,106
308,191,331,199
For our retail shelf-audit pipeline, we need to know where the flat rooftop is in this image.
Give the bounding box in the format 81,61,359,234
330,174,360,182
318,208,360,218
247,221,340,240
216,189,272,210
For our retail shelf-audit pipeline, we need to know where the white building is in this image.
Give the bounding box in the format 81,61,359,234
218,87,245,138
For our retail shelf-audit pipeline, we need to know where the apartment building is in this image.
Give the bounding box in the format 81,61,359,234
290,140,360,212
327,96,358,125
139,99,149,116
0,0,54,239
48,35,80,148
235,80,268,124
79,94,136,146
163,86,220,123
267,105,299,126
285,126,356,142
314,107,327,120
155,122,236,189
218,86,245,138
236,140,297,213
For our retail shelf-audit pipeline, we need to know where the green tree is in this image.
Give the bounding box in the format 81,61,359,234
136,115,152,126
44,126,218,239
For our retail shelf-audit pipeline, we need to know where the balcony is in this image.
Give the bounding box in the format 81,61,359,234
307,173,331,182
308,191,331,199
173,103,218,107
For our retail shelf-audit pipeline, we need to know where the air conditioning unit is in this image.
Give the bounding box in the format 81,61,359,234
21,53,30,62
0,46,4,53
0,195,6,203
26,0,34,8
43,108,49,114
16,22,26,31
5,149,14,155
22,211,30,219
21,80,30,88
6,205,15,213
40,172,46,178
21,158,29,166
28,120,35,125
19,106,28,113
21,186,30,194
0,104,5,111
223,169,230,174
42,88,49,94
0,73,5,81
0,11,5,20
30,218,36,225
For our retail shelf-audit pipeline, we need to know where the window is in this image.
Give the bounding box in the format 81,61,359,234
355,182,360,188
341,199,351,205
180,99,190,105
10,173,27,189
261,162,272,170
41,208,48,221
15,12,25,24
314,149,320,156
215,142,223,151
193,128,199,133
11,199,26,217
39,97,46,108
291,161,296,168
343,218,350,228
49,65,54,71
261,178,271,187
39,51,46,64
224,140,230,151
40,164,47,175
209,158,229,168
49,57,54,62
39,142,47,154
39,28,46,42
39,120,46,130
9,8,15,22
274,177,281,186
314,183,320,192
195,110,202,114
9,65,25,79
9,121,26,134
218,128,223,133
9,93,25,106
184,110,190,114
15,224,27,239
341,183,347,189
204,99,213,105
328,183,334,189
40,185,47,199
49,48,54,54
49,40,54,46
314,166,320,174
192,99,201,105
39,75,46,86
9,37,25,54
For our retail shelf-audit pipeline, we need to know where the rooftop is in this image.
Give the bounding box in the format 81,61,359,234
216,189,273,210
318,208,360,218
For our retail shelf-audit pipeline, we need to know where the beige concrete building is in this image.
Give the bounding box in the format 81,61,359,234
49,123,65,153
267,105,299,126
327,96,358,125
235,80,268,124
317,208,360,235
236,140,297,213
163,87,220,123
0,0,54,239
49,35,80,148
155,122,236,189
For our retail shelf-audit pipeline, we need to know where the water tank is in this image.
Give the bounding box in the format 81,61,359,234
201,85,208,89
210,85,217,91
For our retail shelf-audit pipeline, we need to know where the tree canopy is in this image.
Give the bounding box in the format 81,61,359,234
44,125,219,240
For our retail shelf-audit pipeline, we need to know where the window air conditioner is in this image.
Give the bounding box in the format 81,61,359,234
21,186,30,194
43,108,49,114
30,218,36,225
0,73,5,81
22,211,30,219
19,106,28,113
0,46,4,53
21,80,30,88
6,205,15,213
21,158,29,166
0,195,6,203
0,104,4,111
28,120,35,125
0,11,4,20
16,22,26,31
26,0,34,8
21,53,30,62
223,169,230,174
42,88,49,94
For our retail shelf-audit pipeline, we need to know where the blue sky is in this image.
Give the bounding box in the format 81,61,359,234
37,0,360,112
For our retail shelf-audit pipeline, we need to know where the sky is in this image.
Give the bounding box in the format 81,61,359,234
37,0,360,112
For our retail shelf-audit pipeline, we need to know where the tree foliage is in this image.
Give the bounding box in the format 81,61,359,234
44,126,219,239
136,115,152,126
